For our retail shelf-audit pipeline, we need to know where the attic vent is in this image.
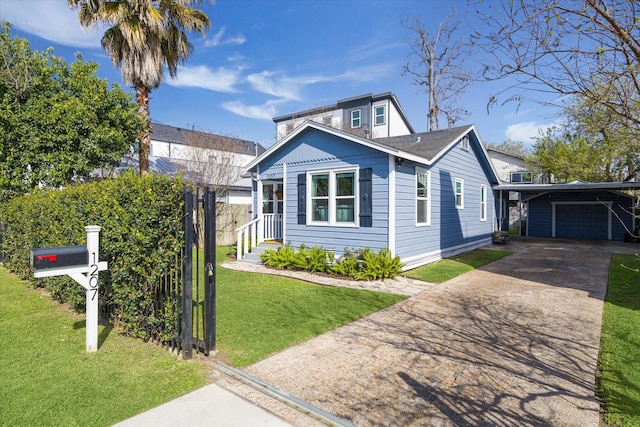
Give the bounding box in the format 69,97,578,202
460,136,470,151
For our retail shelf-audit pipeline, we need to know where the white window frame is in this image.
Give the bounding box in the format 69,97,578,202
480,184,487,221
460,136,470,151
307,167,359,227
374,105,386,126
416,168,431,226
351,109,361,128
455,178,464,209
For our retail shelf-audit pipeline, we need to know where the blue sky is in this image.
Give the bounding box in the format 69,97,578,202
1,0,559,149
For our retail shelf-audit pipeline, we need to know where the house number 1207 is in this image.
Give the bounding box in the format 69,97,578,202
89,252,99,301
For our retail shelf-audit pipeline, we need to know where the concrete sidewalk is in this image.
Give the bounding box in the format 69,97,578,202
113,383,292,427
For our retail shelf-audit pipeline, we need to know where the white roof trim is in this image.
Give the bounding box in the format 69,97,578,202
244,121,424,172
426,125,500,184
244,122,500,185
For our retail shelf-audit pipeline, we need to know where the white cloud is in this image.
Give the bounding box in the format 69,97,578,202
505,121,555,144
246,71,306,101
246,65,394,101
205,27,246,47
349,41,403,62
3,0,102,48
165,65,241,92
221,99,285,120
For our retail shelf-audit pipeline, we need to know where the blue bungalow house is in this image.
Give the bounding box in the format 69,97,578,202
239,121,500,270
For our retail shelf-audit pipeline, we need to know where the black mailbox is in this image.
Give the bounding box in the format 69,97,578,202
31,246,88,270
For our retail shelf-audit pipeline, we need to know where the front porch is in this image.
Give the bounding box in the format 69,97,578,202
236,213,283,260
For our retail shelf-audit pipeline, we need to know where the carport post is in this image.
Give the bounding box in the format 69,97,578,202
499,190,503,231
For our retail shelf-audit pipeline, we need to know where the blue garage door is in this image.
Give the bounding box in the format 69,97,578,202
556,204,609,239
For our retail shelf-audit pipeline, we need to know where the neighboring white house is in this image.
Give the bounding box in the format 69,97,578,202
486,148,546,234
111,123,265,245
146,123,264,205
273,92,415,141
486,148,545,185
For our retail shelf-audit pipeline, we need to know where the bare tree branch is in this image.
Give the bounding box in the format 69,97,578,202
472,0,640,130
402,9,471,131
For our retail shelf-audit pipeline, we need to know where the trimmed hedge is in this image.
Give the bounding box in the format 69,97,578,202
0,172,185,339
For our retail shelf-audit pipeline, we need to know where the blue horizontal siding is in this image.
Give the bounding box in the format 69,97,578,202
395,134,495,261
260,128,390,255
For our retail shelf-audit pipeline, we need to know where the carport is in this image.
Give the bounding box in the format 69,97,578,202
494,181,640,241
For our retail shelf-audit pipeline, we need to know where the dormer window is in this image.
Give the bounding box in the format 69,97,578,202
374,105,386,126
286,123,294,134
323,116,332,126
351,109,361,128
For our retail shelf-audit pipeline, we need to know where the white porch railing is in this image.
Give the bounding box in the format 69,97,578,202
235,213,283,260
262,213,283,241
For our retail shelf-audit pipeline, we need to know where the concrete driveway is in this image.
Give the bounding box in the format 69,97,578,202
223,238,639,426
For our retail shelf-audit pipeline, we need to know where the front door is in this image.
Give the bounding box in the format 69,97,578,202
262,181,283,215
262,181,283,241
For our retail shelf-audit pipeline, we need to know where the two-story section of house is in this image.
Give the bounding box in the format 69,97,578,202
486,147,546,235
115,123,266,245
146,123,265,204
273,92,414,141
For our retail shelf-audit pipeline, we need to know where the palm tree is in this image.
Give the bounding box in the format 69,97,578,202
68,0,210,175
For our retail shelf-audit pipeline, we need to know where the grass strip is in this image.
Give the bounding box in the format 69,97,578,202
599,253,640,426
0,266,207,427
403,248,512,283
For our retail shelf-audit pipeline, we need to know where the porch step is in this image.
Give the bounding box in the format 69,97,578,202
241,242,281,264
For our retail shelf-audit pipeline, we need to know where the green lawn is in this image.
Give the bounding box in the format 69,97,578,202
214,247,406,366
0,266,208,427
0,248,405,424
403,248,512,283
599,253,640,426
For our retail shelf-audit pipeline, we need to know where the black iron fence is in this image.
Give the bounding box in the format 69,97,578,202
141,187,217,358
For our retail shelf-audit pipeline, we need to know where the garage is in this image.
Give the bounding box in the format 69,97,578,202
554,202,610,239
494,182,640,241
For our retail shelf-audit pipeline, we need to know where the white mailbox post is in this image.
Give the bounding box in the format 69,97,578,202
31,226,108,352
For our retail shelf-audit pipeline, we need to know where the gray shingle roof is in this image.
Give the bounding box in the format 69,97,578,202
150,123,266,156
373,125,473,161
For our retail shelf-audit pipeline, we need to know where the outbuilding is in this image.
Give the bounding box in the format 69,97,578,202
495,181,640,241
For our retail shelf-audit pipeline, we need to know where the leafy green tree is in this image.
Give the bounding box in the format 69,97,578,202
68,0,211,175
0,23,141,201
528,87,640,183
528,129,604,183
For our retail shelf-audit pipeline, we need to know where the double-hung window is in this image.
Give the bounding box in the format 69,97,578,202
480,184,487,221
416,168,431,225
351,109,361,128
309,169,357,225
374,105,386,126
455,178,464,209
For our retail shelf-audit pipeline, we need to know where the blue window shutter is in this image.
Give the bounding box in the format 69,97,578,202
359,168,372,227
297,174,306,225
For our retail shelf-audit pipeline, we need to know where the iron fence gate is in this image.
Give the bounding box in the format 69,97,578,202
181,187,217,358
